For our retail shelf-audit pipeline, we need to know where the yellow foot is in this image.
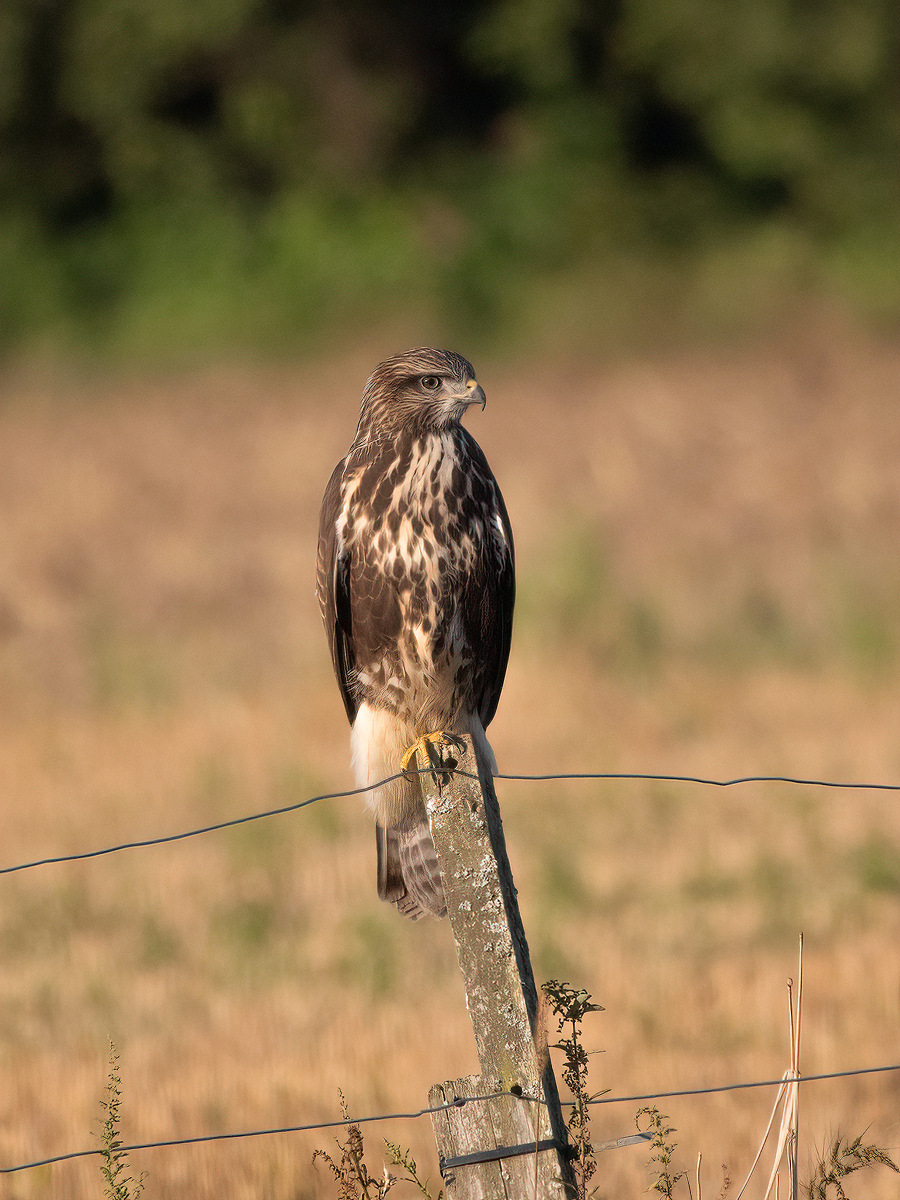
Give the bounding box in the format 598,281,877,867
401,731,464,777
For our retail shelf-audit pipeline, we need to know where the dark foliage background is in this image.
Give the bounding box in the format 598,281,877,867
1,0,897,357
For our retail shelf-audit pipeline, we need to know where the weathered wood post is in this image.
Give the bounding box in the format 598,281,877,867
420,736,575,1199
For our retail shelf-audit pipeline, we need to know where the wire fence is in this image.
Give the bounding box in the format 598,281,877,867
2,1063,899,1175
3,764,899,1177
3,767,899,878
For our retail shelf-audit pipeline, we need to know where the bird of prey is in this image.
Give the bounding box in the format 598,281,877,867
316,348,515,919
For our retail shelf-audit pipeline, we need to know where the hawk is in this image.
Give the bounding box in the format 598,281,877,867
316,348,515,919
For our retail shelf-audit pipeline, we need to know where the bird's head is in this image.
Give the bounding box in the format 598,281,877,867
356,348,486,439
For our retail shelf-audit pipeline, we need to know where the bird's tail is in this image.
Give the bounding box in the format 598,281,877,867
376,821,446,920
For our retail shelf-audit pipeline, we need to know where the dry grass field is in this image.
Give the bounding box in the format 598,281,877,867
1,321,899,1199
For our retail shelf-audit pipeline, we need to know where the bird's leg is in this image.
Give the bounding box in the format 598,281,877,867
401,731,465,781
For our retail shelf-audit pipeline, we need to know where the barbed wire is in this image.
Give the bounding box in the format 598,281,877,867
0,1092,508,1174
2,767,898,878
0,775,408,877
2,1063,897,1176
494,771,900,791
587,1062,900,1105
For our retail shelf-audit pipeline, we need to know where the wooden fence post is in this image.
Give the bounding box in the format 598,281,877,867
420,736,575,1199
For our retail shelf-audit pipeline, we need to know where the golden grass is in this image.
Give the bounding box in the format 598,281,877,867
1,322,899,1198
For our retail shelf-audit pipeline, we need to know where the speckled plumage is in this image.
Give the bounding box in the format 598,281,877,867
316,348,515,919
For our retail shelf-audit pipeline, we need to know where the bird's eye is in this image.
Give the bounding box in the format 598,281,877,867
420,376,441,391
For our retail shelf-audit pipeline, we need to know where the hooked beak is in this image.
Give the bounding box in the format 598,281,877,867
462,380,486,410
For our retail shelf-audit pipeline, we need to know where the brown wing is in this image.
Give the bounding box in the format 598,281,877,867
316,459,358,724
461,432,516,729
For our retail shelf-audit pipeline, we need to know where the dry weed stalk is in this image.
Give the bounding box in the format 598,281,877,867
313,1092,441,1200
733,934,896,1200
636,1106,686,1199
805,1133,898,1199
312,1092,396,1200
735,934,804,1200
99,1042,145,1200
541,979,606,1199
384,1141,443,1200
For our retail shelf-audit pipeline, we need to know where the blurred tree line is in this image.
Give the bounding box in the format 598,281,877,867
0,0,897,358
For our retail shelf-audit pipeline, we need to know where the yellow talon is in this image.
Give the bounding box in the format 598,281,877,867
401,731,461,776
